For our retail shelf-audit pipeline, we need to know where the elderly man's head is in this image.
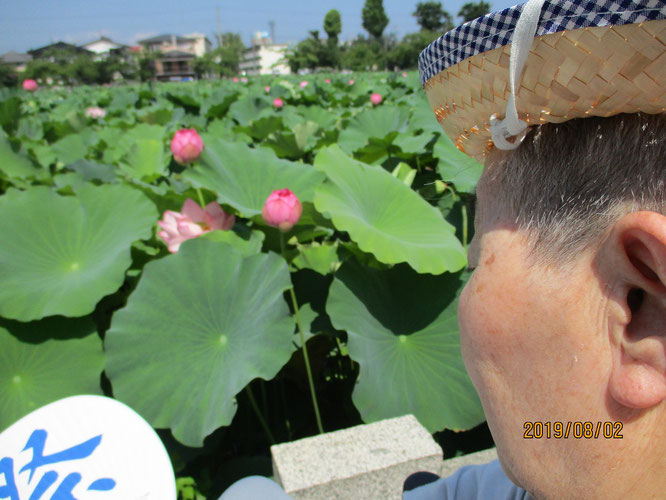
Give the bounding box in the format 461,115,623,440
458,112,666,498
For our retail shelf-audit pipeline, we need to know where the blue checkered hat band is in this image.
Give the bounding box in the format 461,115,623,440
419,0,666,86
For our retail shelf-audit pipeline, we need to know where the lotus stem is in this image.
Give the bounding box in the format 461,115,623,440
245,385,275,445
196,188,205,208
461,202,468,251
280,232,325,435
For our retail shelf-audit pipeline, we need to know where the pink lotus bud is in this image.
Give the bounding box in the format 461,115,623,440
171,129,203,164
157,198,235,253
300,80,308,89
265,86,270,92
273,97,284,109
262,189,302,232
402,72,408,77
348,79,354,85
241,77,248,83
85,106,106,119
22,79,38,91
233,77,239,83
370,93,382,105
325,78,331,83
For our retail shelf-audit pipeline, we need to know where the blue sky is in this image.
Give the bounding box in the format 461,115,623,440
0,0,519,54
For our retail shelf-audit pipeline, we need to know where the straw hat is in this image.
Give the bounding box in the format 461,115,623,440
418,0,666,161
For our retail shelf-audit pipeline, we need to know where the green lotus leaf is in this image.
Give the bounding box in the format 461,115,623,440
434,135,483,194
119,138,167,181
337,105,410,154
313,146,466,275
327,261,485,432
0,184,157,321
184,137,326,218
0,133,42,180
52,133,88,165
292,243,340,275
0,315,104,432
105,238,296,447
229,96,272,126
200,228,265,257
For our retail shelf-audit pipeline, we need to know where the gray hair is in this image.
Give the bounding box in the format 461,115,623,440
484,112,666,264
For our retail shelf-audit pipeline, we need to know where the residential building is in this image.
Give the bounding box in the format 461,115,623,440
28,42,92,63
137,33,212,81
81,36,128,60
0,51,32,72
239,31,290,76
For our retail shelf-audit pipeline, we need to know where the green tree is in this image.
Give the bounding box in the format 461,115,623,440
323,9,342,69
458,1,491,22
340,36,385,71
0,65,18,87
286,30,325,73
324,9,342,43
386,30,439,70
137,52,157,82
213,33,246,77
362,0,389,40
413,2,454,32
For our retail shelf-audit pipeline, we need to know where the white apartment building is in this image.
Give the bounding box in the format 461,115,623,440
239,32,290,76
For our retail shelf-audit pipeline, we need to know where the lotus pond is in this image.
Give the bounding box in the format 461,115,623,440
0,73,492,498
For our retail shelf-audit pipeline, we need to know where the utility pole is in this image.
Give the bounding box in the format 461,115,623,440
269,20,275,44
217,6,222,47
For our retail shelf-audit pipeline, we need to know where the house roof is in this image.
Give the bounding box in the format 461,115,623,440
0,51,32,64
28,42,92,57
138,34,190,45
81,36,128,49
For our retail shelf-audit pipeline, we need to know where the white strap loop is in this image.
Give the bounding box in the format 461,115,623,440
490,0,546,150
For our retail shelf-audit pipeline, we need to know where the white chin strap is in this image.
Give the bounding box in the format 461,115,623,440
489,0,546,150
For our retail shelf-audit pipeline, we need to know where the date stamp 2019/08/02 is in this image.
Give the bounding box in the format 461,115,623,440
523,421,623,439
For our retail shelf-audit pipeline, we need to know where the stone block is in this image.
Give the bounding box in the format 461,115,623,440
271,415,443,500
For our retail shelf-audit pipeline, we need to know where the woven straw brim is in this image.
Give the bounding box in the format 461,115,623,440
424,19,666,162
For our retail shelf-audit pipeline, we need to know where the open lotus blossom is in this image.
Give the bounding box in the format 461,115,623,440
22,79,38,91
325,78,331,83
262,188,302,232
348,79,354,85
171,129,203,164
300,80,308,89
265,86,270,92
370,93,382,105
240,76,248,83
273,97,284,109
85,107,106,119
158,198,235,253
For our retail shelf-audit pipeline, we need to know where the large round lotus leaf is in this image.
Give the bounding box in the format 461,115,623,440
0,184,157,321
327,261,485,432
0,316,104,432
434,134,483,194
105,238,296,447
184,137,326,217
313,145,466,275
337,105,410,154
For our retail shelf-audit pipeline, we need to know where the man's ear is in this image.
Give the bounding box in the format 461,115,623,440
599,211,666,409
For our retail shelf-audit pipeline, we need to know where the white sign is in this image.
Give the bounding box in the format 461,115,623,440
0,395,176,499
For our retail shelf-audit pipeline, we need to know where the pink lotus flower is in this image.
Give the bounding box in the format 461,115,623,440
262,189,302,232
300,80,308,89
233,77,239,83
171,129,203,164
370,93,382,105
325,78,331,83
240,77,248,83
158,198,235,253
402,72,408,77
348,79,354,85
273,97,284,109
265,86,271,92
85,106,106,119
22,79,38,91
